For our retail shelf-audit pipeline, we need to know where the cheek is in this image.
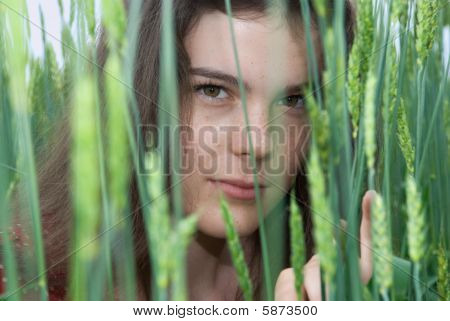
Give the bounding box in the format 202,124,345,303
179,111,223,231
264,118,310,186
287,119,310,170
181,112,222,178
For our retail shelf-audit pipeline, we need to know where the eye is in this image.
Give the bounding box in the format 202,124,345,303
195,84,229,100
276,94,305,110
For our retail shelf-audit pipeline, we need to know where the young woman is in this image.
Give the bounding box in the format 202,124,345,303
163,1,374,300
2,0,374,300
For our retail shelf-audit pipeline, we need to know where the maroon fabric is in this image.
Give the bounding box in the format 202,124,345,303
0,268,67,300
0,225,67,300
0,268,4,295
48,274,67,300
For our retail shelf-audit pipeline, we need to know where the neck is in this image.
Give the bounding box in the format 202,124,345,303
186,230,257,300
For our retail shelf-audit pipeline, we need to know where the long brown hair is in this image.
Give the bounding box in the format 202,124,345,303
37,0,356,300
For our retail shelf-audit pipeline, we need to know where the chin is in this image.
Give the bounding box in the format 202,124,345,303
196,205,260,239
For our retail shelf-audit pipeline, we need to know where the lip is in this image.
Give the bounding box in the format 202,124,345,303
209,178,266,201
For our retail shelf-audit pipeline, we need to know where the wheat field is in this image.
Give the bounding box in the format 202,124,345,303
0,0,449,301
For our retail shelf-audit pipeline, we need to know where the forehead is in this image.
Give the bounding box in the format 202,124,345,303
184,11,310,93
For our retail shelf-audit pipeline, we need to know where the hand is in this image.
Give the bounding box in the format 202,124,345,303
274,190,375,300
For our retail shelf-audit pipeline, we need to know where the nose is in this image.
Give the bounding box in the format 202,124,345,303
229,101,271,162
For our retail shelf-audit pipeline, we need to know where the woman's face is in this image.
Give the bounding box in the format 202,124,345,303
181,11,313,238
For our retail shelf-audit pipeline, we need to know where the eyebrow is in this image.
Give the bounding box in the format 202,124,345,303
190,67,251,92
190,67,308,96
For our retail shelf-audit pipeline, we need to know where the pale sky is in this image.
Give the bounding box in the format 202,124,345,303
28,0,69,63
27,0,101,64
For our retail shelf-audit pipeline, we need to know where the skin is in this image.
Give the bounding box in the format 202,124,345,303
180,11,373,300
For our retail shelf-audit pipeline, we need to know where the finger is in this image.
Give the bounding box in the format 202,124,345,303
359,190,375,284
302,254,322,301
274,254,325,301
274,268,298,300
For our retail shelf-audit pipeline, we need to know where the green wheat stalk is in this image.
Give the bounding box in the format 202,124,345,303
2,0,48,300
364,70,377,182
406,175,426,263
220,195,253,301
170,215,199,300
436,242,449,300
308,142,336,293
392,0,409,28
371,193,393,298
69,73,101,300
101,0,127,52
0,11,20,300
347,0,374,139
396,99,415,175
415,0,440,66
406,174,426,300
105,51,138,299
305,89,330,171
289,189,305,300
144,150,171,300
